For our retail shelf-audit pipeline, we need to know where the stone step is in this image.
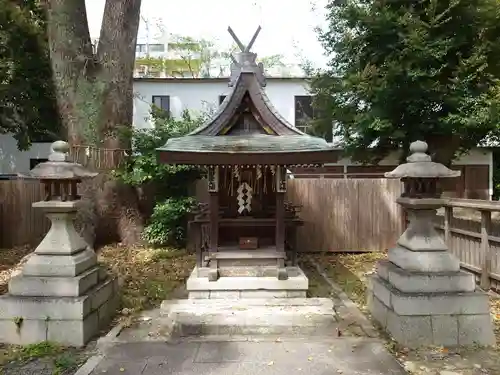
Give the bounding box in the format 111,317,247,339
197,266,302,278
205,251,286,260
161,298,338,337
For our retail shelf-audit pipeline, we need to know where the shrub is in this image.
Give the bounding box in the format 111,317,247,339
142,197,196,247
115,108,204,247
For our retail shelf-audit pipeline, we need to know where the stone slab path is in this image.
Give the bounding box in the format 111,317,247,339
87,337,406,375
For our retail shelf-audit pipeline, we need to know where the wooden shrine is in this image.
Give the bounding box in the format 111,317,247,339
157,26,337,291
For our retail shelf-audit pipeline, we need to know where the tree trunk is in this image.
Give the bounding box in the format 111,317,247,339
45,0,144,247
45,0,95,145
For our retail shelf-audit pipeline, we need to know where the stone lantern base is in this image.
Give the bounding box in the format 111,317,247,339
368,256,495,348
0,202,119,347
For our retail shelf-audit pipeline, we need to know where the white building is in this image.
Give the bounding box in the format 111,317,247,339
133,77,312,129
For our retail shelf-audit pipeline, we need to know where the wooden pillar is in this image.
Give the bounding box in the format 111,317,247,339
290,226,298,267
207,166,219,281
209,192,219,252
443,206,452,247
275,192,285,252
276,166,288,280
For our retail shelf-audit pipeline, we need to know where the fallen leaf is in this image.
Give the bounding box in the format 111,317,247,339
308,356,313,361
119,368,125,372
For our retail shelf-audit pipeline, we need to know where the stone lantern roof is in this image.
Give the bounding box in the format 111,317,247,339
385,140,461,179
24,140,98,180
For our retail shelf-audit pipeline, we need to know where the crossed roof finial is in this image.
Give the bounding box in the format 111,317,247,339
227,26,266,87
227,26,262,53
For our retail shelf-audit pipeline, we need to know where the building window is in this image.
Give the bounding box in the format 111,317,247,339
149,44,165,53
219,95,227,105
30,158,48,170
294,95,314,133
152,95,170,114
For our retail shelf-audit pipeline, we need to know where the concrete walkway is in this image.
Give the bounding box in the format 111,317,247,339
86,337,407,375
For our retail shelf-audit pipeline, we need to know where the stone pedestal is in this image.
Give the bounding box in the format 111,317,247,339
0,201,118,347
186,266,308,299
368,199,495,348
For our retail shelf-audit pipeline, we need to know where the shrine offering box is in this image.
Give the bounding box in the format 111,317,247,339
239,237,258,250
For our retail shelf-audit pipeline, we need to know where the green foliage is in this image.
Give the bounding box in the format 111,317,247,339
115,109,202,197
136,56,203,77
0,0,61,149
17,341,62,360
115,108,203,246
311,0,500,165
142,197,196,247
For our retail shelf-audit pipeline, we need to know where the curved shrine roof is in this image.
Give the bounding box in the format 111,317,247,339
157,26,337,165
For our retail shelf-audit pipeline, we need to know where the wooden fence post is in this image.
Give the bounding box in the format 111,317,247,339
479,209,492,290
444,206,452,247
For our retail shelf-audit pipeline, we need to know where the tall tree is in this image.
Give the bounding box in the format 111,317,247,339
45,0,144,245
0,0,61,149
310,0,500,165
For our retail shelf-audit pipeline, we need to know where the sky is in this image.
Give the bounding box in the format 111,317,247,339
84,0,329,68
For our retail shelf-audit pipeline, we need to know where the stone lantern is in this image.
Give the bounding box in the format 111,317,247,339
367,140,495,348
0,141,118,347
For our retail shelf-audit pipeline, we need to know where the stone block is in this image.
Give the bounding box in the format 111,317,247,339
8,267,99,297
287,291,307,298
98,267,109,282
186,267,309,292
372,275,490,316
90,277,115,310
458,314,496,346
240,290,288,298
22,248,97,277
375,262,389,280
0,319,48,345
386,311,433,348
388,246,460,272
47,311,98,347
0,294,90,320
397,222,448,252
164,298,337,338
370,274,391,307
209,291,240,299
0,278,119,347
97,289,119,327
33,211,88,256
391,289,490,316
431,315,459,347
376,260,475,293
367,294,388,329
188,291,210,299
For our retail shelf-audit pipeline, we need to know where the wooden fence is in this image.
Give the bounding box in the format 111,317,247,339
434,200,500,291
0,179,49,248
1,177,499,291
286,178,404,252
